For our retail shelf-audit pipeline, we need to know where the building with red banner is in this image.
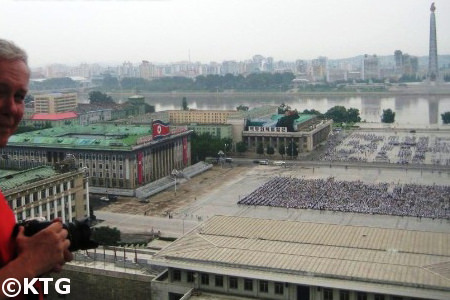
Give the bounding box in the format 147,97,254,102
2,122,192,196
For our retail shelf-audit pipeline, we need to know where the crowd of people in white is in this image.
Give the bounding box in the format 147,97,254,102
237,177,449,219
320,131,450,166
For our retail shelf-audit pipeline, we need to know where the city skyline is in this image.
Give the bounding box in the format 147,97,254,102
2,0,449,68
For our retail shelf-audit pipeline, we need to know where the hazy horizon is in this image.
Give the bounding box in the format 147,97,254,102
2,0,449,68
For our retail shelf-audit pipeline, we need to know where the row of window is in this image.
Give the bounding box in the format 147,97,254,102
173,271,284,295
9,181,75,208
172,270,392,300
80,162,123,171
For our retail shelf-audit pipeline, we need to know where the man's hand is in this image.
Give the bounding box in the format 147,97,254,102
15,222,72,277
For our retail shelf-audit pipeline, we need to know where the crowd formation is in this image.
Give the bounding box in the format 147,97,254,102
320,132,450,166
237,177,450,219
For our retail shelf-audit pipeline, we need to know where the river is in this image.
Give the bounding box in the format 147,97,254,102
100,92,450,126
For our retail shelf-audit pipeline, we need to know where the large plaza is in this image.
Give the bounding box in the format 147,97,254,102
320,128,450,166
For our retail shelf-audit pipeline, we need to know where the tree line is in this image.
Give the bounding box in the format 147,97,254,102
103,72,295,92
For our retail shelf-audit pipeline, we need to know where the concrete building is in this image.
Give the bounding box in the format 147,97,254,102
167,110,236,125
311,57,328,82
2,124,193,196
187,124,233,140
77,107,113,126
362,55,379,81
0,165,88,223
150,215,450,300
242,114,332,153
34,93,78,114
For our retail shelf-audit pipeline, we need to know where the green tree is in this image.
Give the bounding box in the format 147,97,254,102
276,111,299,132
441,112,450,124
278,143,286,158
190,133,232,163
266,145,275,156
256,143,264,156
88,91,114,104
287,141,298,158
347,108,361,123
325,106,348,123
302,109,322,116
182,97,189,110
236,105,249,111
277,103,291,114
381,109,396,123
92,226,121,246
236,141,248,155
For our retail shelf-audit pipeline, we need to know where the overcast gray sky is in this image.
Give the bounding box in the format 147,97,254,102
2,0,449,67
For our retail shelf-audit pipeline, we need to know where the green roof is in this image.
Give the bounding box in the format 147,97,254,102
271,113,315,124
0,166,57,191
7,125,153,151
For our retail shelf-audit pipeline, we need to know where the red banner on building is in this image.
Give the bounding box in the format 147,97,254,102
137,151,143,185
183,137,188,165
152,120,170,139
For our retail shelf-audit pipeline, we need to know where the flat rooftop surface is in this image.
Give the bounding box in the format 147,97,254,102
7,125,153,150
153,215,450,297
0,166,57,191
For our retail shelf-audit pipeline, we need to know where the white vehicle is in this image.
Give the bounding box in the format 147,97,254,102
273,160,286,166
100,196,110,202
259,160,269,165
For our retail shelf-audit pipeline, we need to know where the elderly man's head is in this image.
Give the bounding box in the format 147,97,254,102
0,39,29,147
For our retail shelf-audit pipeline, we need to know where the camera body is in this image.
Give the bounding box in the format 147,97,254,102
15,218,98,251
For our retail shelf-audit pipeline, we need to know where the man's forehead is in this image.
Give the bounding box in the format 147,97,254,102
0,59,30,81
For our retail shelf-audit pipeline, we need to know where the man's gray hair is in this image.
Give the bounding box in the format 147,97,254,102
0,39,28,64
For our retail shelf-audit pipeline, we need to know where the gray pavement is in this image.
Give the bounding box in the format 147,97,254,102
96,164,450,236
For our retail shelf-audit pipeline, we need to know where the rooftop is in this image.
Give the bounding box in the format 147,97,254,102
32,112,78,120
7,125,154,151
152,215,450,298
0,166,57,191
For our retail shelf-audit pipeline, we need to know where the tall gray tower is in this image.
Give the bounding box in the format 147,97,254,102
428,2,439,81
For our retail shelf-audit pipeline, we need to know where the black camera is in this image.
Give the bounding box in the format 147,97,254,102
14,218,98,251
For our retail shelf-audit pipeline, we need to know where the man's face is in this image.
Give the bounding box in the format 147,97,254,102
0,59,29,147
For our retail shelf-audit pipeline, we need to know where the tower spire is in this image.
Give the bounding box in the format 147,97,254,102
428,2,439,81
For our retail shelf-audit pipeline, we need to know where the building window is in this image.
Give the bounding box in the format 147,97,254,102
374,295,385,300
244,279,253,291
324,288,333,300
172,269,181,282
187,272,195,283
229,277,238,289
339,290,350,300
274,282,284,295
215,275,223,287
200,273,209,285
357,292,367,300
259,280,268,293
